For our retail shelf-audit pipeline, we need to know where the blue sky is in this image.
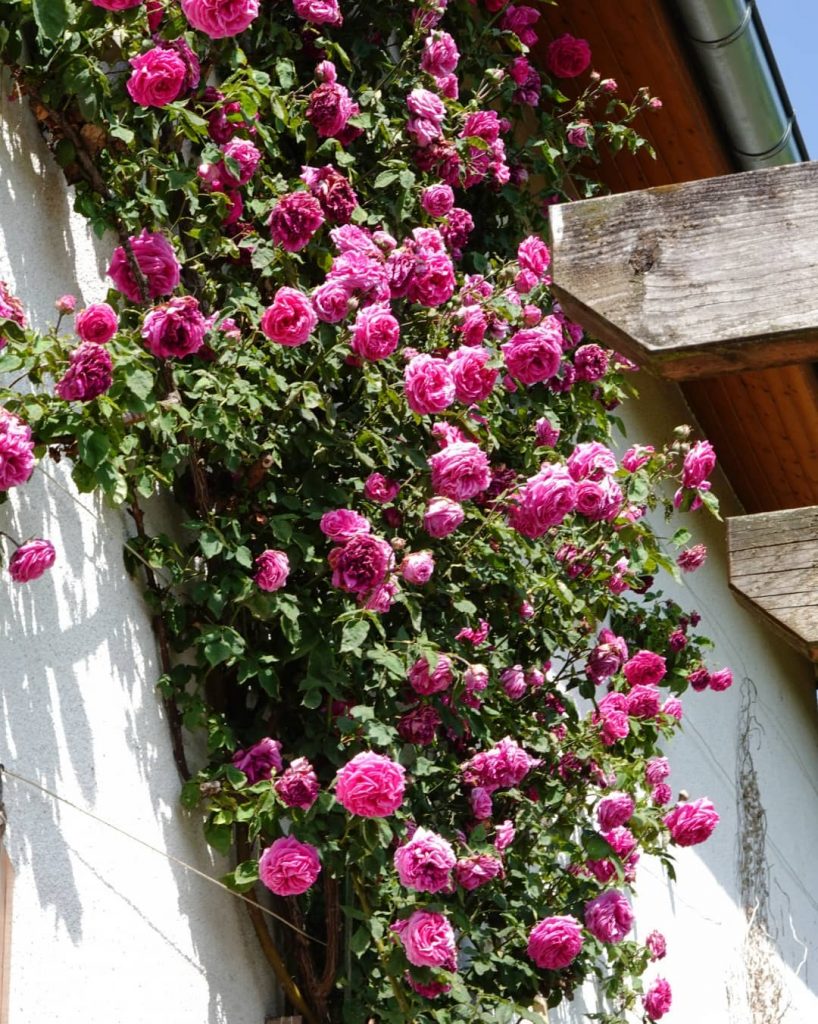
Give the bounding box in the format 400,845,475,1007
756,0,818,156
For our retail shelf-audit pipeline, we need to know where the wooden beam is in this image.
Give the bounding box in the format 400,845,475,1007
727,506,818,660
550,161,818,380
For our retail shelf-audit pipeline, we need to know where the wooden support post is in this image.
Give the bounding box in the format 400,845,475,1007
550,161,818,380
727,506,818,660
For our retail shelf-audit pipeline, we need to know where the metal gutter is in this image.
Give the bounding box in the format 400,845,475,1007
667,0,809,168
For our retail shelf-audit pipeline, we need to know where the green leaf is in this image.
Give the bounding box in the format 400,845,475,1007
197,626,246,667
78,429,110,471
204,819,233,856
373,170,399,189
33,0,71,41
340,618,370,654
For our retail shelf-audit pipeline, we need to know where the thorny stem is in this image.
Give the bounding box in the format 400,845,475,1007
352,873,411,1015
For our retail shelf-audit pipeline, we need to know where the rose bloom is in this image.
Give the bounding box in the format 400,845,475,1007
646,929,667,961
428,441,491,501
424,496,464,538
254,549,289,591
55,342,113,402
584,889,634,944
422,184,455,218
621,444,654,472
275,757,320,810
319,508,370,543
623,649,667,687
508,463,576,538
108,229,181,303
664,797,719,846
259,836,321,896
535,417,560,447
312,280,351,323
682,439,717,488
408,655,453,696
269,191,325,252
502,321,563,385
91,0,142,8
470,787,492,820
574,343,609,381
422,30,459,78
401,551,435,585
652,782,672,806
127,48,187,107
627,684,661,720
597,792,634,832
142,295,206,359
8,539,56,583
546,33,592,78
181,0,259,38
0,280,25,349
404,354,455,415
75,303,118,345
644,977,672,1021
527,915,583,970
494,818,516,852
394,827,456,893
455,853,502,891
709,667,733,691
677,543,707,572
350,304,400,361
405,973,451,1000
393,910,456,969
335,751,406,817
517,235,550,277
593,691,630,746
55,294,76,315
293,0,342,25
330,533,393,593
306,79,357,139
567,441,618,481
301,165,358,224
462,736,536,792
0,409,35,491
501,664,526,700
646,757,670,786
232,737,283,782
397,704,440,746
364,472,400,503
261,287,317,346
448,346,498,403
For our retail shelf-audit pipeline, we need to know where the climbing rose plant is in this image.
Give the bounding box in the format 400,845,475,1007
0,1,729,1021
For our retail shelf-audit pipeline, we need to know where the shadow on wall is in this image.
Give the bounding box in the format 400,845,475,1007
0,78,277,1024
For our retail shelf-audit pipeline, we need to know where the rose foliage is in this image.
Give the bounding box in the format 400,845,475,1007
0,2,729,1022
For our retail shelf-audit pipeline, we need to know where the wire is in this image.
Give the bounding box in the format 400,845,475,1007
0,764,326,947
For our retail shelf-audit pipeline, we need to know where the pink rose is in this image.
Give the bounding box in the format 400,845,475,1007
428,441,491,501
423,496,464,538
394,827,455,893
584,889,634,944
597,792,634,832
709,667,733,691
350,304,400,361
454,853,502,891
126,48,187,107
546,33,592,78
330,533,394,594
319,508,370,543
494,819,516,852
254,549,289,591
421,184,455,218
643,977,672,1021
621,444,654,472
421,30,459,78
142,295,206,359
259,836,321,896
677,543,707,572
501,664,526,700
404,354,455,414
261,287,317,346
470,787,492,820
75,303,118,345
405,974,451,999
627,684,661,720
567,122,590,148
408,655,453,696
401,550,435,585
397,705,440,746
219,138,261,186
462,737,536,792
393,910,456,969
575,477,622,521
527,915,583,970
0,280,25,349
508,464,576,538
232,737,283,782
55,294,76,315
646,757,670,786
652,783,672,806
301,165,358,223
312,280,352,323
662,696,683,720
501,4,540,47
275,757,320,809
0,409,35,491
646,929,667,961
108,229,180,304
181,0,259,38
623,650,666,687
363,472,400,503
448,346,498,403
663,797,719,846
306,79,358,139
293,0,342,25
574,343,609,381
91,0,142,9
682,440,717,488
567,441,618,481
268,191,325,252
535,417,560,447
517,235,550,277
335,751,406,817
593,692,630,746
502,321,563,385
8,539,56,583
55,342,113,401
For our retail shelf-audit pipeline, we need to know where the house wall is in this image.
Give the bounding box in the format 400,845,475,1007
557,374,818,1024
0,85,278,1024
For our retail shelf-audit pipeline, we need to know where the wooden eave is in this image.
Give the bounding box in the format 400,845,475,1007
532,1,818,515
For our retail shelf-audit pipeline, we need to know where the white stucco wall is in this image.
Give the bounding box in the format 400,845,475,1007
0,83,278,1024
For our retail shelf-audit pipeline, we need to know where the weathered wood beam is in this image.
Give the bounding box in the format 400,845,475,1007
727,506,818,660
550,161,818,380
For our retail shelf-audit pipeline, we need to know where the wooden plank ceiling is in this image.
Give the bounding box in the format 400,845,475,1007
534,0,818,512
